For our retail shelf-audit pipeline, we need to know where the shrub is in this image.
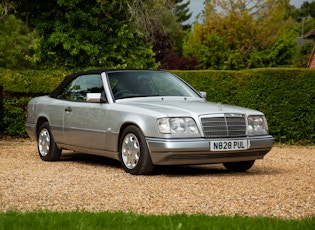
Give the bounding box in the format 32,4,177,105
2,97,32,136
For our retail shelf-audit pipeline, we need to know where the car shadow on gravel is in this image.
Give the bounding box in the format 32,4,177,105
153,164,283,177
154,165,283,177
58,152,230,175
59,152,121,169
154,165,236,176
57,152,281,176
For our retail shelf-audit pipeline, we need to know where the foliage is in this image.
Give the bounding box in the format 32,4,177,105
290,13,315,68
156,46,199,70
173,0,192,31
1,211,315,230
142,2,196,69
0,68,68,136
296,16,315,38
247,32,298,68
153,19,198,70
2,97,31,136
11,0,158,70
121,0,175,42
293,40,315,67
116,0,195,69
297,0,315,19
184,0,294,70
173,68,315,144
0,68,68,93
263,33,297,67
1,0,315,71
0,6,39,69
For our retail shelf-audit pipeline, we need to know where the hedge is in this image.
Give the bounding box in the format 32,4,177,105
0,69,69,93
174,68,315,144
0,68,314,144
0,69,70,137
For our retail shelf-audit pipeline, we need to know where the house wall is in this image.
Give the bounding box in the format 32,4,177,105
308,45,315,68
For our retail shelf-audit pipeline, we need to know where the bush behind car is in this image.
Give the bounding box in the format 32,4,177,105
0,68,314,144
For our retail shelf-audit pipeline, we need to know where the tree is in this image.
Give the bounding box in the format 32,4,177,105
119,0,197,69
0,2,39,69
11,0,157,70
184,0,293,69
293,40,315,67
123,0,196,69
173,0,192,31
123,0,176,42
298,1,315,19
249,32,297,68
7,0,196,70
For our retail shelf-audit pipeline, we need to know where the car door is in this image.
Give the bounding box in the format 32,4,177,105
57,74,108,150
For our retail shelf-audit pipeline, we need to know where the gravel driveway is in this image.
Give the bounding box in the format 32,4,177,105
0,138,314,219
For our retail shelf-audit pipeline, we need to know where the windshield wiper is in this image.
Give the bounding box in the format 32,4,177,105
116,94,161,99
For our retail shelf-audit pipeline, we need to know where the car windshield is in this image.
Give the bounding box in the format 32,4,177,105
108,71,200,100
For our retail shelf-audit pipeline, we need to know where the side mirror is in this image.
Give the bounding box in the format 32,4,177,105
86,92,107,103
199,91,207,99
86,93,101,102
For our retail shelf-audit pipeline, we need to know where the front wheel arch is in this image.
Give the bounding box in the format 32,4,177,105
118,125,154,175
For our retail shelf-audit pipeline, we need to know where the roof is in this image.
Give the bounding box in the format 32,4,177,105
304,28,315,39
49,69,163,98
296,37,312,45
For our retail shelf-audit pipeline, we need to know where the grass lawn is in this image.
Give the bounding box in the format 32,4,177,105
0,211,314,230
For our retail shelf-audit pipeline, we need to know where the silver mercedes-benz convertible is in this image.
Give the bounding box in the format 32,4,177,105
25,69,274,175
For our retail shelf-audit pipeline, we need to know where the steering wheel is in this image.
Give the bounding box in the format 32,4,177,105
114,90,132,98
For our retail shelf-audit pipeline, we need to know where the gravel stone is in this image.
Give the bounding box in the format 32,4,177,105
0,138,314,219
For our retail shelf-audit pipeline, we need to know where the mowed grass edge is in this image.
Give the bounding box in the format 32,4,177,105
0,211,314,230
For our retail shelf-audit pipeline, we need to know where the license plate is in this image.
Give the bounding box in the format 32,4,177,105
210,140,249,151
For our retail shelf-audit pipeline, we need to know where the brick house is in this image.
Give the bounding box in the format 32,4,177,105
307,45,315,68
304,28,315,68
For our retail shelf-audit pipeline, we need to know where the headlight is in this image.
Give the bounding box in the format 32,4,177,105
157,117,199,135
248,115,269,136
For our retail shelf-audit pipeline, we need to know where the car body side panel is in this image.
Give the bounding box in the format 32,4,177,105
25,96,65,143
104,104,166,138
101,106,163,152
63,101,107,150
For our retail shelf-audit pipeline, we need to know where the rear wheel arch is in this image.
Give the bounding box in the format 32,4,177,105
37,121,61,161
36,117,48,137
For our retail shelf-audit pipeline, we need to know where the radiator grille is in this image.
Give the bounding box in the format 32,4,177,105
201,114,246,137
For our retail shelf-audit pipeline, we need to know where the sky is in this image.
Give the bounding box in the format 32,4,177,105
187,0,312,24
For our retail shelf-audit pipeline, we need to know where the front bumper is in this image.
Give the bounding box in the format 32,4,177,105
25,122,37,139
146,135,274,165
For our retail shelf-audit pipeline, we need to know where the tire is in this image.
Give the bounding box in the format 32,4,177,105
223,160,255,172
119,125,154,175
37,122,61,161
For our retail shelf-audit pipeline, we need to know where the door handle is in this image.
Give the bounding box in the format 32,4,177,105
65,107,72,112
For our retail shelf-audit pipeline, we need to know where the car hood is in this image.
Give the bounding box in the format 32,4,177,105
116,97,263,117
